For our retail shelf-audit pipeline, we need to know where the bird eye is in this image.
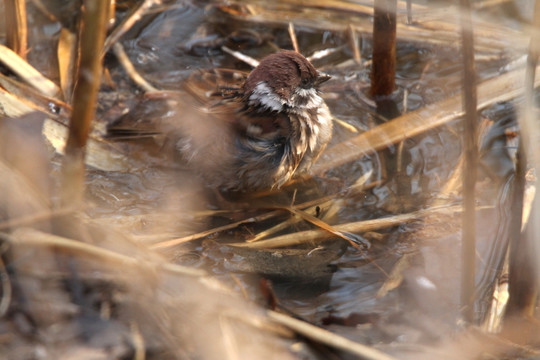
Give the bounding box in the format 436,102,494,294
301,78,310,87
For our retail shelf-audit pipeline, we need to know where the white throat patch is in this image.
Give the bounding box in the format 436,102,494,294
290,87,323,111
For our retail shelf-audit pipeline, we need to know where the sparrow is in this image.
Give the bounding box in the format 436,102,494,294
110,51,333,193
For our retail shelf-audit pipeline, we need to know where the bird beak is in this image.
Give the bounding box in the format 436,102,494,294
315,73,331,86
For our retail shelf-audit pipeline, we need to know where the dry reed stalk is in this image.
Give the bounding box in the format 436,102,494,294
152,172,377,250
504,140,533,318
0,206,78,231
231,205,460,249
313,63,540,176
102,0,162,55
108,0,116,28
250,171,374,242
61,0,111,205
58,28,77,102
504,0,540,320
0,72,69,112
268,311,398,360
150,210,282,249
4,0,27,59
0,44,61,98
459,0,478,324
285,206,362,249
371,0,397,98
2,229,206,277
220,1,523,53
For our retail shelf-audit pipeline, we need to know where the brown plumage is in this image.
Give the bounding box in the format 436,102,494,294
110,51,333,192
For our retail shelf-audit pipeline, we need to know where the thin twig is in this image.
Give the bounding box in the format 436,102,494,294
307,45,346,62
268,311,398,360
332,116,359,133
288,22,299,53
150,211,280,249
250,172,375,242
286,207,362,249
102,0,162,55
222,46,260,68
113,42,159,92
231,205,461,249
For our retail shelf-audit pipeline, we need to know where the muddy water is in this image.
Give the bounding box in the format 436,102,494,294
40,0,520,349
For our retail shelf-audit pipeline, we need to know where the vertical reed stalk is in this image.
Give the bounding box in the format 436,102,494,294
371,0,397,98
60,0,110,206
5,0,28,58
459,0,478,323
505,0,540,320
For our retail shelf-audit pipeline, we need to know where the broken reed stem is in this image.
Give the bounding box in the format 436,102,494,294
61,0,110,205
504,0,540,319
459,0,478,324
370,0,397,98
5,0,28,59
